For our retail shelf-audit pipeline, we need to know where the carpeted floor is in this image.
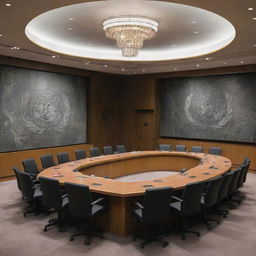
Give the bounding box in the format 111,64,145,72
0,173,256,256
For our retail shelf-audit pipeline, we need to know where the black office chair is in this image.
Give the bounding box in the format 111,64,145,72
116,145,127,153
208,147,222,155
132,187,173,248
13,167,42,217
170,181,206,240
75,149,86,160
13,167,22,192
57,152,70,164
215,171,234,217
191,146,203,153
64,182,106,245
201,176,224,229
227,167,242,207
103,146,114,155
41,154,56,169
89,147,101,157
22,158,40,179
159,144,172,151
175,145,186,152
39,177,69,232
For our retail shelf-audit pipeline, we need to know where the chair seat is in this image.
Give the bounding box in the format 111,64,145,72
33,186,42,198
134,208,142,219
92,204,104,216
62,196,69,208
170,201,181,212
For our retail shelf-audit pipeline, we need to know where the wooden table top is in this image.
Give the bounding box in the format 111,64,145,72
37,151,232,197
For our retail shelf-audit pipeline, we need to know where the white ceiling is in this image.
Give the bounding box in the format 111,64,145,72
0,0,255,75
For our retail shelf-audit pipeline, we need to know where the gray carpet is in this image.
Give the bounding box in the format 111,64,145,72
0,174,256,256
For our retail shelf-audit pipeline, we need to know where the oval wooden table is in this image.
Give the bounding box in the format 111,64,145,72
38,151,232,235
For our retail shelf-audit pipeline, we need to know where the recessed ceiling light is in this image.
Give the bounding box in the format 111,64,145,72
104,64,108,67
142,69,145,72
196,64,200,67
254,44,256,47
69,18,74,21
10,46,20,50
191,21,198,24
5,3,11,7
52,55,56,58
0,34,3,37
248,8,254,11
240,61,244,64
68,27,73,30
223,62,226,64
253,17,256,20
205,57,211,60
170,44,176,47
193,31,199,34
174,67,177,71
122,68,125,71
84,61,90,65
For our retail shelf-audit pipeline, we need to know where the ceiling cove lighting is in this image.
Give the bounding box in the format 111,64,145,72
103,16,158,57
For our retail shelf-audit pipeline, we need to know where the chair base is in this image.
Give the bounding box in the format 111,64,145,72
69,222,104,246
44,212,66,232
132,233,169,248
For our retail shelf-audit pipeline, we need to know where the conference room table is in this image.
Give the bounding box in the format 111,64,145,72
38,151,232,235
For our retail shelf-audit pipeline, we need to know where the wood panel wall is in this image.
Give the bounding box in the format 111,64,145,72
0,144,93,178
0,57,123,179
0,56,255,179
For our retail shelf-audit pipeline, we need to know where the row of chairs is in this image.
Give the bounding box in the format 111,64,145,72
13,168,106,244
132,157,250,247
20,145,127,180
13,157,250,248
159,144,222,155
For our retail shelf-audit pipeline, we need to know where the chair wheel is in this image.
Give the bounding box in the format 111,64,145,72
70,237,74,241
162,242,169,247
197,233,200,237
140,245,144,249
43,227,47,232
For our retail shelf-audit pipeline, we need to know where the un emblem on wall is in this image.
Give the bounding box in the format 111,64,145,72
22,91,71,133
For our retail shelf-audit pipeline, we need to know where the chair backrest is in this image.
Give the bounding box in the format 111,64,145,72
175,145,186,152
22,158,39,175
75,149,86,160
218,171,234,202
203,176,224,209
191,146,203,153
159,144,171,151
89,147,101,157
39,177,63,210
103,146,114,155
142,187,173,223
228,167,242,195
116,145,126,153
208,147,222,155
242,159,250,183
181,181,206,216
57,152,70,164
237,162,249,188
14,168,34,200
13,167,21,191
65,182,92,219
41,154,56,169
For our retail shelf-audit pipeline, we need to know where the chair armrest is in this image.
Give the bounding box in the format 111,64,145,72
172,196,183,202
61,194,68,199
133,201,144,209
91,197,105,206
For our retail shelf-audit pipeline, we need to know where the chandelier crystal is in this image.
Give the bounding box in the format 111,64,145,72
103,16,158,57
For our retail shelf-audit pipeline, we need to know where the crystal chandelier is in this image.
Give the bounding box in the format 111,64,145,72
103,16,158,57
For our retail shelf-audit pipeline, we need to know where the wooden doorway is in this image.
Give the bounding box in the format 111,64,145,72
135,110,155,150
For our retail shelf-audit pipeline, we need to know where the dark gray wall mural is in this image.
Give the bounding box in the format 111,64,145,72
0,65,88,152
160,73,256,143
